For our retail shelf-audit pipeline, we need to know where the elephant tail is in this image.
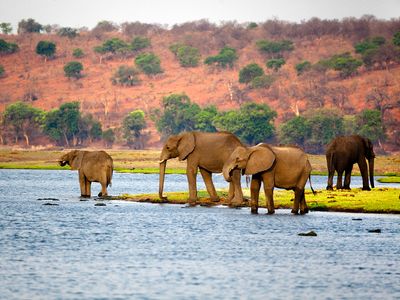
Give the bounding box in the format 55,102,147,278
107,164,113,187
309,175,316,195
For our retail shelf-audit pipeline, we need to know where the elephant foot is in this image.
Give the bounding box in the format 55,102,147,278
326,186,333,191
291,209,299,215
81,194,90,198
188,198,198,206
300,209,308,215
251,208,258,214
362,186,371,191
267,209,275,215
229,201,243,209
210,196,220,203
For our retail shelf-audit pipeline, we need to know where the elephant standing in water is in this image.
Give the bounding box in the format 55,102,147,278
326,135,375,191
59,150,113,197
223,144,314,214
159,131,244,206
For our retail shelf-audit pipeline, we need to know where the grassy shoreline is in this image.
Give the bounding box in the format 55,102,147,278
1,149,399,176
114,188,400,214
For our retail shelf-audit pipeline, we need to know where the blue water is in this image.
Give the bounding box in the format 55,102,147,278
0,169,399,299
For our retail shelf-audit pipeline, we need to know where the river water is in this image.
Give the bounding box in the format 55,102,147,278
0,169,399,299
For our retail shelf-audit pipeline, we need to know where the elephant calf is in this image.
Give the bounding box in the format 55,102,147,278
59,150,113,197
223,144,314,214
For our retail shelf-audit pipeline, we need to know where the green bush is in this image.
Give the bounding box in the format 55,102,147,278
239,63,264,84
0,65,5,77
131,36,151,51
170,43,200,67
256,39,294,56
0,39,19,54
64,61,83,79
135,52,163,75
204,46,238,68
36,41,56,60
18,18,42,34
72,48,84,58
111,65,140,86
251,75,274,89
295,60,311,75
266,58,285,71
393,31,400,46
57,27,79,38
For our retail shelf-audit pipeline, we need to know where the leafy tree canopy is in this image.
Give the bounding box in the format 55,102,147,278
111,65,140,86
18,18,42,34
72,48,84,58
239,63,264,84
131,36,151,51
36,40,56,59
266,58,285,71
204,46,238,68
135,52,163,75
170,43,200,67
0,39,19,55
356,109,384,143
57,27,79,38
295,60,311,75
64,61,83,79
0,22,12,34
256,39,294,57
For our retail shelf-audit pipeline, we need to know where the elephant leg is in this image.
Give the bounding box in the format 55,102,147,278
230,170,244,207
250,175,261,214
358,159,371,191
199,168,219,202
99,181,107,197
327,168,334,190
336,171,344,190
292,188,303,214
343,166,353,190
79,171,89,197
299,190,308,214
262,173,275,214
187,165,198,205
85,178,92,197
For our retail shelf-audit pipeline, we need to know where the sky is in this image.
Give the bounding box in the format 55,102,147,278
0,0,399,31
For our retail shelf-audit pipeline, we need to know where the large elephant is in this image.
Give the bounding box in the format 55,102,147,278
59,150,113,197
326,135,375,191
223,144,313,215
159,131,244,206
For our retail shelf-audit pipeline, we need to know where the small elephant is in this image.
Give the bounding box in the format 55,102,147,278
59,150,113,197
159,131,244,206
326,135,375,191
223,144,314,215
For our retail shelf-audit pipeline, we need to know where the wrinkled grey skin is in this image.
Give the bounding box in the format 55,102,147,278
59,150,113,197
159,131,244,206
326,135,375,191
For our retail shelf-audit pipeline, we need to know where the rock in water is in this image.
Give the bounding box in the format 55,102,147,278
95,203,106,207
298,231,317,236
368,229,381,233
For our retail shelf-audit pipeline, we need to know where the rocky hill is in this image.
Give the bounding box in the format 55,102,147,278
0,18,399,150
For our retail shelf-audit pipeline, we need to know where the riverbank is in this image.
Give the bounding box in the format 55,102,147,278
115,188,400,214
1,149,399,177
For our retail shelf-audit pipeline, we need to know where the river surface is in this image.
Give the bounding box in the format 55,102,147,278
0,169,399,299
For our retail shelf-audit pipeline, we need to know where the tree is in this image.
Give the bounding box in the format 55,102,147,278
0,39,19,55
266,58,285,71
36,41,56,61
239,63,264,84
102,129,115,148
111,65,140,86
194,105,218,132
250,75,274,89
57,27,78,38
0,22,12,34
122,110,147,148
356,109,384,143
3,102,44,146
393,31,400,47
304,109,344,153
328,53,362,78
214,102,276,145
72,48,84,58
153,94,201,137
135,52,163,75
256,39,294,58
43,102,81,146
18,18,42,34
170,44,200,67
279,116,310,147
295,61,311,75
131,36,151,51
204,46,238,68
64,61,83,79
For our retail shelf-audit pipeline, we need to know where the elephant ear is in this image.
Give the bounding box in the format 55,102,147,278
70,151,84,170
177,132,195,161
244,146,276,175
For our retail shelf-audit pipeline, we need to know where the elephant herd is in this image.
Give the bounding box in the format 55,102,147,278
59,132,375,215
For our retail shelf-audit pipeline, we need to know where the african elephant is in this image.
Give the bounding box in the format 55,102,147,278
159,131,244,206
59,150,113,197
326,135,375,191
223,144,313,214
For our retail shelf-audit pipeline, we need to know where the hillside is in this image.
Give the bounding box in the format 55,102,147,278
0,19,399,149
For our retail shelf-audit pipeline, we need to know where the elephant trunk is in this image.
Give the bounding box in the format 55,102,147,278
159,160,167,200
368,157,375,188
222,165,233,182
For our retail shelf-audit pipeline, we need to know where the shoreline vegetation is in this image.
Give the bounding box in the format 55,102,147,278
114,188,400,214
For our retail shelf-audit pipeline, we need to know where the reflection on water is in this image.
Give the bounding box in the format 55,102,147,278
0,170,399,299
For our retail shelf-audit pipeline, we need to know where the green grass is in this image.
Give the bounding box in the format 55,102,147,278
115,188,400,214
377,176,400,183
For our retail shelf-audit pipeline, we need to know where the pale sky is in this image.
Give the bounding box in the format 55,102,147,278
0,0,399,32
